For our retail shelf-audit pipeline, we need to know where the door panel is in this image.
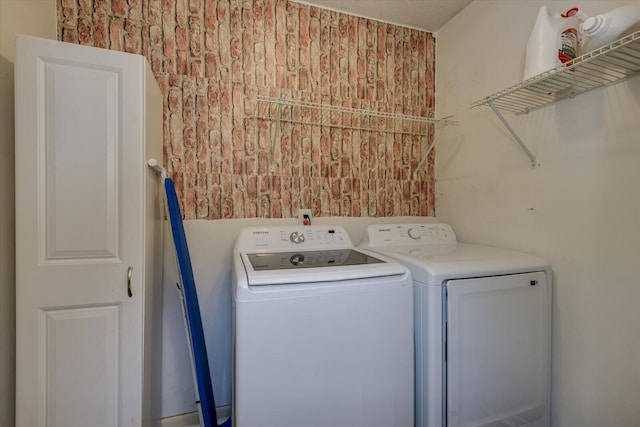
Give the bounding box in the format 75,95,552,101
42,60,121,261
43,305,119,427
446,272,551,427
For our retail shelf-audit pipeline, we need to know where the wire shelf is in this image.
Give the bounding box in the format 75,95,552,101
247,96,456,137
471,29,640,115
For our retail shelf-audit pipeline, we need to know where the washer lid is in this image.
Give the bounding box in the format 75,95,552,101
240,248,407,286
246,249,383,271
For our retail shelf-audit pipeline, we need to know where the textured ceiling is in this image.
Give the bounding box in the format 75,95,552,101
296,0,473,32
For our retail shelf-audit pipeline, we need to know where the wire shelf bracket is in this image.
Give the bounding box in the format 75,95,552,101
488,101,539,168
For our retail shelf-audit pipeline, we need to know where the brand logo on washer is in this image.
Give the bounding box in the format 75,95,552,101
252,231,269,235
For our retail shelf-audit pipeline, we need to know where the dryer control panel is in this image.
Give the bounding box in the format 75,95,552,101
364,223,457,247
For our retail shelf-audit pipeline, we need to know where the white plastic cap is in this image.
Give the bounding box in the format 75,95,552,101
582,16,607,37
582,16,597,32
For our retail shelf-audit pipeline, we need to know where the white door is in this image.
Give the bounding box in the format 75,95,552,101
446,271,551,427
15,35,147,427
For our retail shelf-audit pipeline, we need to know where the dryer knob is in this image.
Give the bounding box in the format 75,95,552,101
408,228,421,240
290,231,305,244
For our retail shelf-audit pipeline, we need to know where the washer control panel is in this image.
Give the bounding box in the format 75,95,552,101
364,223,456,247
235,226,351,252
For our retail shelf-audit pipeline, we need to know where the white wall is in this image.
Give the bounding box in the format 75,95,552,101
435,1,640,425
0,1,55,426
160,216,435,417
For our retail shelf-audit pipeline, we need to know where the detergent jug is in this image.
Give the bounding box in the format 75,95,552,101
581,5,640,53
523,6,584,81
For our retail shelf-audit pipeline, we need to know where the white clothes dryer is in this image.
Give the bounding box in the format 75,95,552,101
361,223,552,427
232,226,414,427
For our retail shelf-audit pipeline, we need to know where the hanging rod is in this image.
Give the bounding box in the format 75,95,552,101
245,115,431,136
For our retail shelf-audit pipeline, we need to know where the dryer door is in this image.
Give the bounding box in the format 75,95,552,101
445,271,551,427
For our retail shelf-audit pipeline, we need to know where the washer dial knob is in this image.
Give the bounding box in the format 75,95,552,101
290,254,305,266
408,228,422,240
289,231,305,244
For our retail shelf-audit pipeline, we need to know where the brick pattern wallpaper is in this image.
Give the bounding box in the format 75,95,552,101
57,0,436,219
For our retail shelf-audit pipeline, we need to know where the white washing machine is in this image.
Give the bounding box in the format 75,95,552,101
232,225,414,427
361,223,552,427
